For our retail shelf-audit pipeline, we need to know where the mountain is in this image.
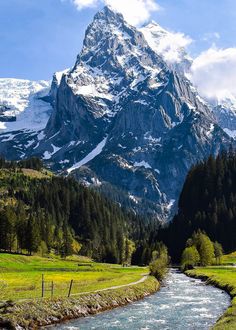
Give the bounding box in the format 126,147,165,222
141,21,236,143
0,78,52,159
140,23,236,142
0,6,233,220
0,78,51,131
141,23,236,143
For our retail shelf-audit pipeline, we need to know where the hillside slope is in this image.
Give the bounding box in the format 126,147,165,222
0,158,153,264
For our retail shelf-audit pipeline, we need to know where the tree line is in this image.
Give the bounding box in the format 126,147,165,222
0,156,43,171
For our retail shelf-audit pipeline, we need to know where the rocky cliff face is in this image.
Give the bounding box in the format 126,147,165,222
0,6,233,220
213,98,236,139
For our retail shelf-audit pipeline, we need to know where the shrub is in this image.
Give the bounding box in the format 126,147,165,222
149,243,169,281
181,246,200,271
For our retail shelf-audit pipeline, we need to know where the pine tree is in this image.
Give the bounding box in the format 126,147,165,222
25,215,40,255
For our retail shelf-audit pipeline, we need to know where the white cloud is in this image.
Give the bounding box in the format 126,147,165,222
140,22,192,68
189,47,236,102
71,0,99,10
156,32,192,64
104,0,161,26
202,32,220,42
68,0,161,26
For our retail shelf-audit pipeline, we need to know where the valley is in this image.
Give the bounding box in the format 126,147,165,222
0,2,236,330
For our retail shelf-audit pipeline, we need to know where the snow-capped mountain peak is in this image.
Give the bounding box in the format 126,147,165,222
140,21,192,73
57,5,168,123
73,6,165,81
143,20,167,36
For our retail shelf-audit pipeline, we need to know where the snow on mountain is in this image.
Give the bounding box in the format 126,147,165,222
0,78,53,161
140,21,236,138
134,161,152,169
212,97,236,139
67,136,108,173
140,21,236,139
0,78,52,132
140,21,192,74
54,69,70,87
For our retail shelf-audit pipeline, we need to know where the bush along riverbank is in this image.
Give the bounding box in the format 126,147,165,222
0,276,159,329
185,268,235,330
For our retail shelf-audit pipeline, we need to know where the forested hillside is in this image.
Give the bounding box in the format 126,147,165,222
0,158,159,264
164,150,236,261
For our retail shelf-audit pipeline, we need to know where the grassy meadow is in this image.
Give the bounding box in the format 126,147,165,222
221,251,236,265
0,253,147,301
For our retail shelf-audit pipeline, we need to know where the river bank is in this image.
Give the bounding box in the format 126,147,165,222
49,269,230,330
186,267,236,329
0,276,159,329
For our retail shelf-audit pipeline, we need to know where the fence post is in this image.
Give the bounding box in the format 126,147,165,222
51,281,54,298
68,280,73,297
42,274,44,298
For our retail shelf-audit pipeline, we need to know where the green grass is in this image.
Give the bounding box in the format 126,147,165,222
222,251,236,265
186,263,236,329
0,253,147,301
21,168,53,179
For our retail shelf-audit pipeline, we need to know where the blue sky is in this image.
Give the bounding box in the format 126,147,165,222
0,0,236,81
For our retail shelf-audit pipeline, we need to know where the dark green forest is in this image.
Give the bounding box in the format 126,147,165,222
0,157,159,264
163,150,236,261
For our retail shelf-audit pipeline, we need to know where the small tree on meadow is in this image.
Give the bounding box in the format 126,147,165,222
149,242,169,281
214,241,223,265
193,231,214,266
181,246,200,270
124,239,135,266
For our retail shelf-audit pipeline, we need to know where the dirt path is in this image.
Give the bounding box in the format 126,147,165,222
71,274,149,297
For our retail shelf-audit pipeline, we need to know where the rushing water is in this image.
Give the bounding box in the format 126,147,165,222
51,269,230,330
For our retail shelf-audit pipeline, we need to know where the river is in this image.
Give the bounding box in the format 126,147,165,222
50,269,230,330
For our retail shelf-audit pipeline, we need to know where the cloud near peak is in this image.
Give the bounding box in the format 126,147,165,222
70,0,161,25
189,47,236,102
71,0,99,10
